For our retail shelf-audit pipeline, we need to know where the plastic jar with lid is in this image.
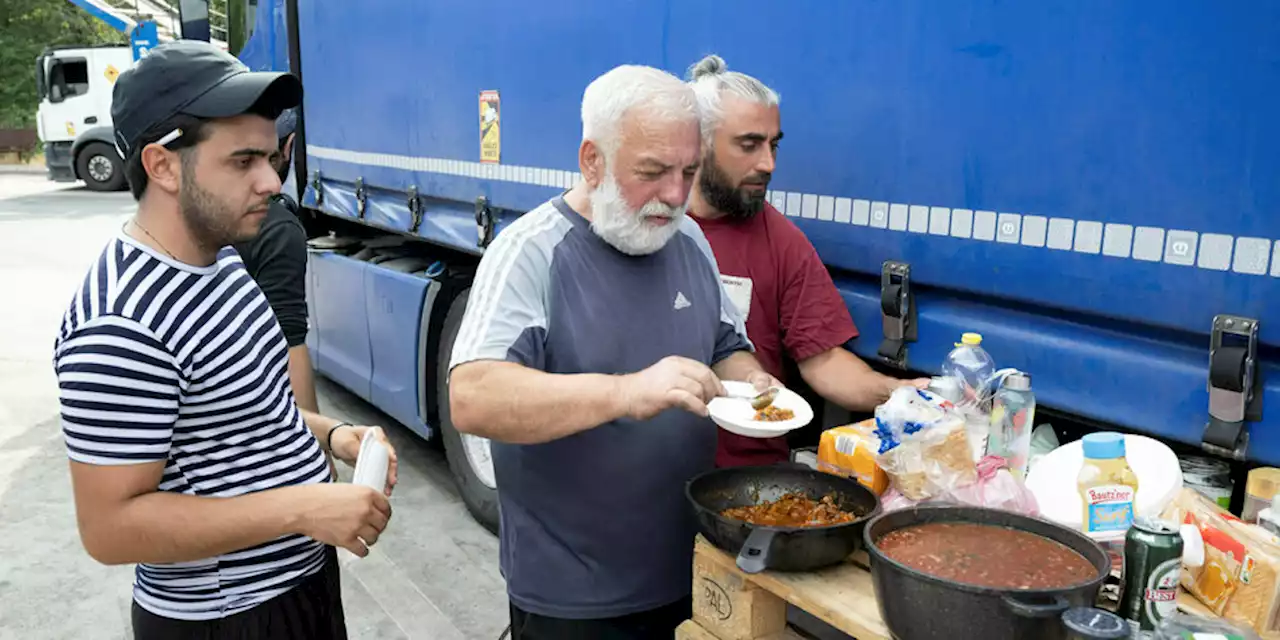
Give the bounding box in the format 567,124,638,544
1244,467,1280,523
1078,432,1140,541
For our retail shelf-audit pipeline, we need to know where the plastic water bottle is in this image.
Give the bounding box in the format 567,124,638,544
989,371,1036,478
940,332,997,409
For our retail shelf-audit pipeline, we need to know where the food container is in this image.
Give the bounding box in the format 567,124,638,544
1160,488,1280,636
1244,467,1280,523
686,464,880,574
1180,454,1234,511
817,421,889,494
865,505,1111,639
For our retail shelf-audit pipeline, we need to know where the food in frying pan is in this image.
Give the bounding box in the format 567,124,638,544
876,522,1099,589
721,492,860,527
754,405,795,422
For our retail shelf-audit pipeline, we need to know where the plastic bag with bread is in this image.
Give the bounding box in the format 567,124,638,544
1160,488,1280,637
871,387,977,501
817,420,890,495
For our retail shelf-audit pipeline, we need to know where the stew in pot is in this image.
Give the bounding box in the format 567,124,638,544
721,492,860,527
876,522,1098,589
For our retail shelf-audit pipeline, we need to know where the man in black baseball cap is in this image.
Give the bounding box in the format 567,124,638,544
55,39,400,640
112,39,301,161
111,39,305,260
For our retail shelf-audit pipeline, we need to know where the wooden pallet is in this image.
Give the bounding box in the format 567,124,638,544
680,534,889,640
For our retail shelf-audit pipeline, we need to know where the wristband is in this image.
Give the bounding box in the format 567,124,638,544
326,422,353,453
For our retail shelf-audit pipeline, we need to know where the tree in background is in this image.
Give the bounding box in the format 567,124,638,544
0,0,126,130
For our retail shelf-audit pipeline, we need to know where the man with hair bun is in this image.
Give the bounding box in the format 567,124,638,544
685,54,929,468
448,63,780,638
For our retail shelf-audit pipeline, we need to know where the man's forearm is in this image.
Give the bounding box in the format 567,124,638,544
799,348,898,412
712,350,769,383
449,362,626,444
81,483,314,565
300,408,343,453
288,345,319,413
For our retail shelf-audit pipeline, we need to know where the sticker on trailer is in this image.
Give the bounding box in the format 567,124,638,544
479,90,500,164
104,64,120,84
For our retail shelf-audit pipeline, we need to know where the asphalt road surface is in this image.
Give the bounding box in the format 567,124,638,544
0,172,508,640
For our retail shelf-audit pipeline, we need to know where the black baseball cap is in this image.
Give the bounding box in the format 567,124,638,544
276,107,299,140
111,40,302,158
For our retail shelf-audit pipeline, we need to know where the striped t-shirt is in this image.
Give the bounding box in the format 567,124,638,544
52,231,331,620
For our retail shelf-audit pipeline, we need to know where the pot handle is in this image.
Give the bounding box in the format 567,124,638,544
736,528,776,574
1002,594,1070,619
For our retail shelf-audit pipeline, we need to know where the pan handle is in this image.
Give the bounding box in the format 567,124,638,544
736,528,777,574
1002,594,1069,619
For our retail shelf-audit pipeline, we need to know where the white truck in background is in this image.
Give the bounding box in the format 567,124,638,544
35,46,135,192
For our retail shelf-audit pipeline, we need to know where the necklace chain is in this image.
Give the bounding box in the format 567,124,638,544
130,219,177,260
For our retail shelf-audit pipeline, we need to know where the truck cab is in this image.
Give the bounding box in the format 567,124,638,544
35,45,134,192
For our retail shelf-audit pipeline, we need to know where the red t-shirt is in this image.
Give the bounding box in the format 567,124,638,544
694,202,860,467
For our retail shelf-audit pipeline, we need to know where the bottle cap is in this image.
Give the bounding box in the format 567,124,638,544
1060,607,1128,639
1247,467,1280,502
960,332,983,346
1082,432,1126,459
1003,371,1032,391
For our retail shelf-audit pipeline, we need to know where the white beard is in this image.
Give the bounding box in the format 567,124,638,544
587,170,686,256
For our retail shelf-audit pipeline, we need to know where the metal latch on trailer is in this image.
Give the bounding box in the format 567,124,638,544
309,170,324,207
1202,314,1263,460
878,261,917,369
407,186,424,233
475,196,495,248
354,177,368,219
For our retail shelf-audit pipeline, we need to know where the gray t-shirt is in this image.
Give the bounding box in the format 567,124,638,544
449,195,752,618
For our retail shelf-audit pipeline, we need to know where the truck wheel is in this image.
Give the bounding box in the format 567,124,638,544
76,142,126,192
436,289,500,535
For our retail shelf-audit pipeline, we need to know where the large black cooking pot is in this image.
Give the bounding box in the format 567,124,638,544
686,464,880,574
864,505,1112,640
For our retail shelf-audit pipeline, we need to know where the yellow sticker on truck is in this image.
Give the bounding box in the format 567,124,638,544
479,90,500,164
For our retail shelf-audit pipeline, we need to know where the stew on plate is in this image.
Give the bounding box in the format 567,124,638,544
875,522,1098,589
754,405,795,422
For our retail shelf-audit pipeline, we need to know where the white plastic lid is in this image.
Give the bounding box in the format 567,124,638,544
1180,524,1205,569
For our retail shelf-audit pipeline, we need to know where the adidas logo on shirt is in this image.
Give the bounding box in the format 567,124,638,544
673,291,691,310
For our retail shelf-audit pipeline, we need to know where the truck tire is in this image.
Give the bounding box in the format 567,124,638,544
76,142,126,192
436,289,500,534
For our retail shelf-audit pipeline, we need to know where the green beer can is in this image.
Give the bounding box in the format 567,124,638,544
1120,516,1184,637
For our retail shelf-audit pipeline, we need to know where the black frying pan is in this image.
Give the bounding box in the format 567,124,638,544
686,464,881,574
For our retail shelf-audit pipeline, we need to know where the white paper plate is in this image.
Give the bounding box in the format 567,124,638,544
707,381,813,438
1024,433,1183,531
352,429,390,492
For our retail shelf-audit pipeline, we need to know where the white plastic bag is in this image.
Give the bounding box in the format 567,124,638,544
873,387,977,501
879,455,1040,516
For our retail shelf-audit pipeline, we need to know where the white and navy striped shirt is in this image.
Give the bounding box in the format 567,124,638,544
52,231,331,621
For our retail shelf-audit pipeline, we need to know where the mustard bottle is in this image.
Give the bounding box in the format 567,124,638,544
1078,432,1140,540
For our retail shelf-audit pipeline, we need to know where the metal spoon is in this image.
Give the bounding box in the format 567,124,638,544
729,386,779,411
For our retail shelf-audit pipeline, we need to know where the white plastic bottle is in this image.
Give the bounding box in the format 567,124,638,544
940,332,998,409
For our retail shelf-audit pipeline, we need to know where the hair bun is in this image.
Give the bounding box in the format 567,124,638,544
688,54,727,81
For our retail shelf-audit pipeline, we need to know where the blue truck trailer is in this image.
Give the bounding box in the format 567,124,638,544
228,1,1279,533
